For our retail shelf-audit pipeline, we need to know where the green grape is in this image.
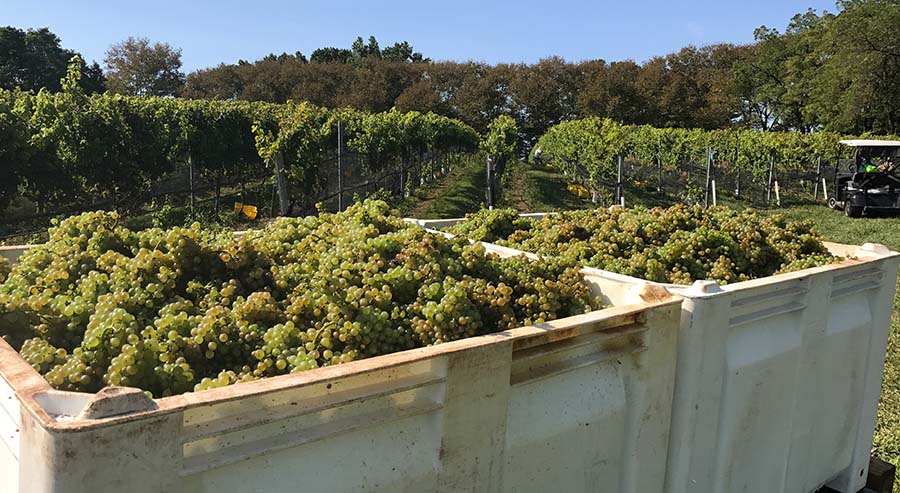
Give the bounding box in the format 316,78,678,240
0,256,10,283
0,200,602,396
448,205,838,285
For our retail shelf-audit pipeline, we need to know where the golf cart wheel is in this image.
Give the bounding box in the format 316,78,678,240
827,197,840,210
845,202,863,218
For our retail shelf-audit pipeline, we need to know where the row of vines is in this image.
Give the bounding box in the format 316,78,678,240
534,117,898,203
0,58,480,218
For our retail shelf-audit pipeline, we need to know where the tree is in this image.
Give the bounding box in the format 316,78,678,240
310,47,353,63
178,6,900,138
383,41,427,63
309,37,425,64
104,37,184,96
351,36,381,60
0,88,30,209
0,26,104,93
506,57,579,145
577,60,645,124
395,77,447,114
734,12,827,132
182,63,244,100
809,0,900,134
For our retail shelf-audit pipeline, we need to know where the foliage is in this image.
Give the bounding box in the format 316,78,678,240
308,35,427,64
0,26,104,93
0,59,479,217
104,37,185,96
178,2,900,141
534,118,631,189
480,115,519,164
535,118,893,192
0,88,29,210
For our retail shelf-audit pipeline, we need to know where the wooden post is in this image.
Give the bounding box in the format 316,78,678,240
188,154,195,216
734,135,741,199
865,456,896,493
766,154,775,204
214,172,221,214
813,156,822,199
657,134,663,193
270,180,277,217
273,151,290,216
486,155,494,209
704,146,713,208
337,120,343,211
616,155,624,203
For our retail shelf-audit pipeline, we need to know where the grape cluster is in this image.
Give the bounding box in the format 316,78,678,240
447,205,838,285
0,256,9,283
445,208,533,243
0,202,600,396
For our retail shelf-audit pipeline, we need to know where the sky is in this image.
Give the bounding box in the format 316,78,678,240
3,0,838,72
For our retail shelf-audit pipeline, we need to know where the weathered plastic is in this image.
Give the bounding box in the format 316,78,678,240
0,243,681,493
412,214,900,493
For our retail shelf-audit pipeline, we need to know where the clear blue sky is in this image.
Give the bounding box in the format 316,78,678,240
4,0,837,72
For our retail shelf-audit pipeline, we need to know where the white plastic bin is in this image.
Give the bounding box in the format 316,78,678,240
0,243,681,493
413,214,900,493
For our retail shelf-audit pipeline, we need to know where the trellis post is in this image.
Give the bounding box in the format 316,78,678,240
273,151,290,216
813,156,822,200
616,155,624,204
705,146,713,208
187,154,195,216
734,135,741,199
337,120,344,210
657,134,663,193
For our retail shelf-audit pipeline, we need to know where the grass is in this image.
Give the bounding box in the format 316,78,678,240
400,157,488,219
499,161,594,211
401,159,593,219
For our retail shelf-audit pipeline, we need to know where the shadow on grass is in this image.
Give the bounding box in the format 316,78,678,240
402,159,489,219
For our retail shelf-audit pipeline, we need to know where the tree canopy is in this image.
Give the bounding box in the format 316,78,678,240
104,37,185,96
0,26,104,93
4,1,900,139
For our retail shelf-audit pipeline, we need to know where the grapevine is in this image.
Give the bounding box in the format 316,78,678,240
0,58,479,217
534,117,896,194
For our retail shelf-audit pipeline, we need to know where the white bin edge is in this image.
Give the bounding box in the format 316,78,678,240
0,238,682,493
406,212,900,493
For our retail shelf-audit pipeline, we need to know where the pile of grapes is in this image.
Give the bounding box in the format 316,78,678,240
447,205,838,285
0,201,599,397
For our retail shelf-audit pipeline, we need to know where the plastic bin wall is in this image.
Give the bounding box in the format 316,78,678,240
0,243,681,493
410,214,900,493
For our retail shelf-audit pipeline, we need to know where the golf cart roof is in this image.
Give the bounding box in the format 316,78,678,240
840,139,900,147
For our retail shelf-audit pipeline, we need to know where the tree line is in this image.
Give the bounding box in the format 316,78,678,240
2,1,899,143
182,0,900,139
